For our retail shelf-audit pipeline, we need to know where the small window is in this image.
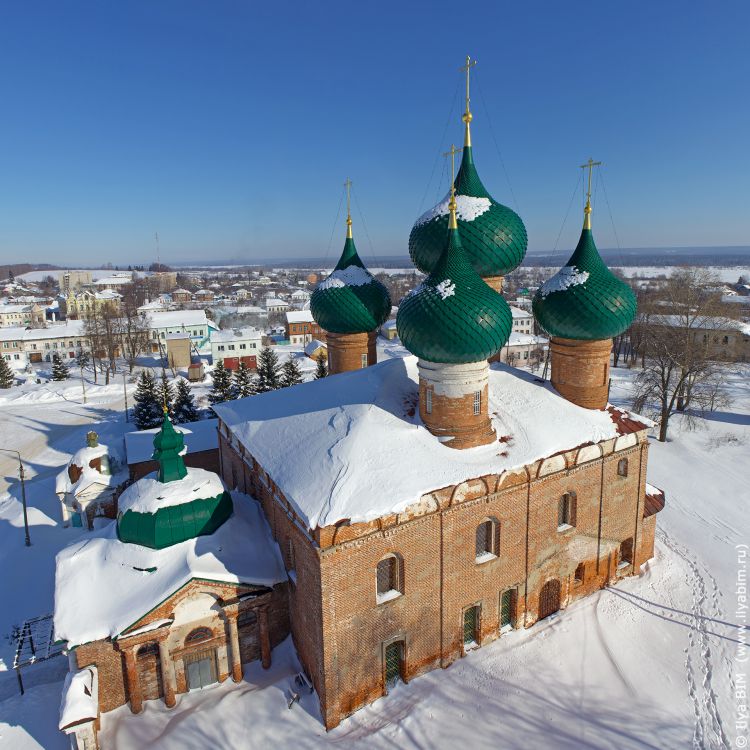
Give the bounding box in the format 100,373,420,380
574,563,585,584
557,492,577,529
425,388,432,414
475,519,500,562
228,344,235,350
473,390,481,415
240,344,246,350
361,353,368,368
376,554,403,601
617,458,628,477
185,627,212,645
619,537,633,567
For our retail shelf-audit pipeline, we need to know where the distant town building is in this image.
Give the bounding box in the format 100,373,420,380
194,289,215,303
0,326,27,368
59,270,92,294
264,298,289,314
0,302,45,328
171,288,193,303
285,310,325,345
66,290,121,320
147,310,215,351
166,333,193,369
211,327,262,370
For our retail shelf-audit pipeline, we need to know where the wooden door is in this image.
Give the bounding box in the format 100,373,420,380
538,579,561,621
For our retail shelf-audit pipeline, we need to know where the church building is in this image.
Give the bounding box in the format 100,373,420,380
54,60,664,741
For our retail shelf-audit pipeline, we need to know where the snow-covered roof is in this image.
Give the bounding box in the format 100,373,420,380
54,494,287,646
22,321,86,340
264,298,289,307
59,666,98,731
147,310,208,329
118,468,225,514
648,313,750,336
0,326,28,341
509,305,533,318
124,419,218,464
286,310,314,324
165,332,191,340
213,357,627,530
55,443,123,497
94,276,132,286
382,320,398,331
210,327,262,343
304,339,326,356
507,332,546,346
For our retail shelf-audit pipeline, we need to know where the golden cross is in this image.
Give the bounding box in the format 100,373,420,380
579,157,602,203
459,55,477,115
443,144,460,192
344,178,353,237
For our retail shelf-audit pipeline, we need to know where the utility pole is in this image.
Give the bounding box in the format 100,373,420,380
80,362,87,404
123,372,129,422
0,449,31,546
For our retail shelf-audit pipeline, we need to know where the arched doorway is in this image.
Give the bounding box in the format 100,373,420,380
538,579,561,621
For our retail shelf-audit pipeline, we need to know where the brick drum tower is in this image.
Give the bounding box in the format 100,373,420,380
397,148,512,449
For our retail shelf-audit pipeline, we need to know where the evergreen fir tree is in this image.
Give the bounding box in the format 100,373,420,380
132,371,162,430
233,361,257,398
256,347,281,393
0,357,14,389
280,357,304,388
314,350,328,379
209,360,235,405
172,377,200,423
51,353,69,381
156,371,175,416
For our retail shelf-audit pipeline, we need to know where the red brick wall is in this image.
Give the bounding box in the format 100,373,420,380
550,337,612,409
129,449,220,482
217,420,658,730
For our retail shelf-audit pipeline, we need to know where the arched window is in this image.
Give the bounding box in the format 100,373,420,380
475,518,500,561
617,458,628,477
185,627,212,646
557,492,577,529
376,554,403,601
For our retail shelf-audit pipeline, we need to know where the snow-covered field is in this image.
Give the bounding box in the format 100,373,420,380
0,351,746,749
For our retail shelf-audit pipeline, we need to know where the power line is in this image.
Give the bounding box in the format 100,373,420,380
474,70,521,214
552,171,583,260
416,76,461,217
323,188,345,265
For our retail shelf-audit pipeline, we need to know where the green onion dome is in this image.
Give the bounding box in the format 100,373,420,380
397,201,512,363
117,413,233,549
533,214,637,341
310,220,391,334
409,145,527,277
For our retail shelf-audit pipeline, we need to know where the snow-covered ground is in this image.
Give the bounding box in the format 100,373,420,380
0,353,746,749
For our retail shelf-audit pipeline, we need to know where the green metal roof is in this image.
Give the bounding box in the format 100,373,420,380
310,234,391,334
152,411,187,483
409,146,527,277
117,490,233,550
397,222,512,363
532,226,637,340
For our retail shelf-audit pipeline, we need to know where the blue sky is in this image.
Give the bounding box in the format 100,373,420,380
0,1,748,266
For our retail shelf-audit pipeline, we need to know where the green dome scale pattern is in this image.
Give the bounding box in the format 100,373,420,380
397,216,512,364
311,230,391,335
409,146,527,277
532,225,637,341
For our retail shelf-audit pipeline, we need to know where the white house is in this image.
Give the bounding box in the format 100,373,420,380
510,305,535,335
264,298,289,313
23,321,88,363
495,332,548,366
0,326,28,368
147,310,216,351
210,327,263,369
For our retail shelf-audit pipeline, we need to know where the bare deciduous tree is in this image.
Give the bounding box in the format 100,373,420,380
120,285,150,373
631,269,734,441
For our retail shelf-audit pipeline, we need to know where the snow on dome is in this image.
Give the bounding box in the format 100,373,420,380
415,194,492,226
538,266,590,298
318,265,375,290
54,494,287,646
213,356,624,530
435,279,456,300
117,467,225,515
